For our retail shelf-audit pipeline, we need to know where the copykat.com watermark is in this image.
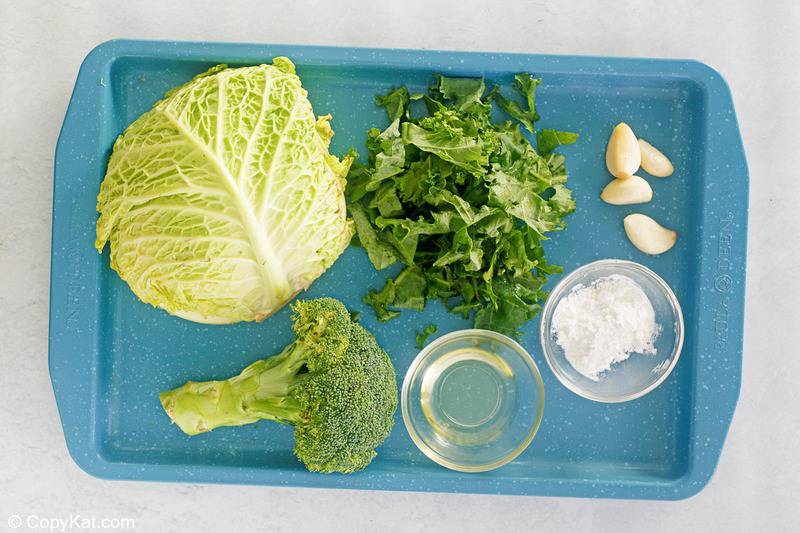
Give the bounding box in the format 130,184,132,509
7,514,135,531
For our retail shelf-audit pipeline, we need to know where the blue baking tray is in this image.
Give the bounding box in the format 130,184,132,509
49,39,748,499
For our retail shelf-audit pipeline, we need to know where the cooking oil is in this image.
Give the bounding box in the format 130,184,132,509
419,346,517,446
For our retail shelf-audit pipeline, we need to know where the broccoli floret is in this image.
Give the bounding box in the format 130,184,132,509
159,298,398,474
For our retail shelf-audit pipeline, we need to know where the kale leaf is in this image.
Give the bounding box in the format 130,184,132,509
347,73,577,337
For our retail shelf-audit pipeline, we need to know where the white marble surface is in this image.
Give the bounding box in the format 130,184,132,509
1,0,798,531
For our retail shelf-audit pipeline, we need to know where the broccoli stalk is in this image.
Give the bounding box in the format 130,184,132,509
158,348,310,434
159,298,398,474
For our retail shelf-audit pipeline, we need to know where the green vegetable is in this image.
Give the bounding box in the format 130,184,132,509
159,298,397,474
490,73,541,133
95,59,353,324
415,324,438,349
348,73,577,337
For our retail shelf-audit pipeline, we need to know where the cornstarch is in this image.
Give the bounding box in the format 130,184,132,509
551,274,659,381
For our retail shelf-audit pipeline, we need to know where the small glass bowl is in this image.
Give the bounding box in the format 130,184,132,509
540,259,684,403
401,329,544,472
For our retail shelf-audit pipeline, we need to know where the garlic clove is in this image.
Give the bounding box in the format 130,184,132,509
638,139,674,177
606,122,641,178
623,214,677,255
600,175,653,205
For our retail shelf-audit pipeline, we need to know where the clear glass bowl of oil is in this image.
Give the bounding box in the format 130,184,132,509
401,329,544,472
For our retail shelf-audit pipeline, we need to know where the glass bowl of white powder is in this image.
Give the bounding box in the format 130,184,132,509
540,259,683,402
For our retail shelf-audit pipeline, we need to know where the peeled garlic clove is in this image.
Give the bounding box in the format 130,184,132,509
623,214,677,255
638,139,674,177
600,175,653,205
606,122,641,178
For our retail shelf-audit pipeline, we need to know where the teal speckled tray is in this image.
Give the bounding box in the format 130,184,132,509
49,40,748,499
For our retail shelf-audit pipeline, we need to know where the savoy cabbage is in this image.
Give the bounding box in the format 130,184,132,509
96,58,353,323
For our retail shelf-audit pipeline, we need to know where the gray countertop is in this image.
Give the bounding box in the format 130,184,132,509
2,1,798,531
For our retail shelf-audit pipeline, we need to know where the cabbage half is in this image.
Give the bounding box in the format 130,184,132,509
95,58,353,324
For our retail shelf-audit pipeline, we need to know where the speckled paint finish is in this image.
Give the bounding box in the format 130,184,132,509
49,39,748,500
